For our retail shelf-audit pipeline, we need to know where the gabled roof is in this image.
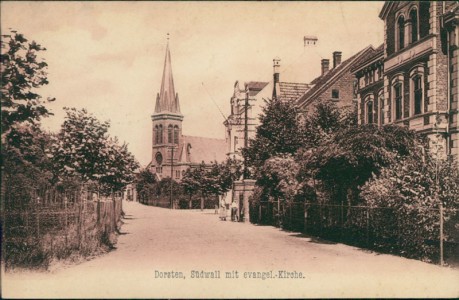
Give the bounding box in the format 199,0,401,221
379,2,397,20
179,135,227,164
296,45,375,108
350,43,384,73
154,42,182,114
279,82,310,102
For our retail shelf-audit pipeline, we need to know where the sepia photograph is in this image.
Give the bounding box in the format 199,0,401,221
1,1,459,298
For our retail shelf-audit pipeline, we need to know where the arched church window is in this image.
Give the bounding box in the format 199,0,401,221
168,125,173,143
154,125,158,144
174,125,179,144
158,125,163,144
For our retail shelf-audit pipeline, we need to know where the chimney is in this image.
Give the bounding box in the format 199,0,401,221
333,51,342,68
273,57,281,100
321,59,330,76
273,57,281,83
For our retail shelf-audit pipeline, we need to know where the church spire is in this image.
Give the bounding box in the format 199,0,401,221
155,35,181,114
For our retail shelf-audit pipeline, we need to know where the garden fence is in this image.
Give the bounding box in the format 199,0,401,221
251,200,459,265
2,188,123,269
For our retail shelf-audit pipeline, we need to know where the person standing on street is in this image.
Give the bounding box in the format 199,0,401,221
231,200,238,222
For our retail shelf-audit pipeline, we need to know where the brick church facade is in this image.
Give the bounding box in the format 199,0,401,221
149,42,226,181
353,1,459,163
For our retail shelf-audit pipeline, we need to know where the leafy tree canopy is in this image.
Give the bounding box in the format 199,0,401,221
1,30,55,139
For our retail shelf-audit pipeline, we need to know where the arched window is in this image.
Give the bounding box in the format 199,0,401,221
410,66,425,116
393,81,403,120
397,15,405,50
168,125,173,143
410,8,418,43
158,125,163,144
364,95,375,124
378,90,385,126
419,2,430,38
154,125,158,144
174,125,179,144
366,100,374,124
155,152,163,173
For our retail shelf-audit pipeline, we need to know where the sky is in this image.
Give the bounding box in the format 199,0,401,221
1,1,384,166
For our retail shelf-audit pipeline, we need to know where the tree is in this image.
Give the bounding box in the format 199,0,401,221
1,123,54,207
181,166,204,206
302,100,357,150
49,107,139,193
203,158,242,197
258,154,301,203
242,98,303,176
360,153,459,260
135,169,157,202
1,30,54,140
305,124,420,205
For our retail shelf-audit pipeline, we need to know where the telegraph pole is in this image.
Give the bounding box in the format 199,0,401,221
170,145,174,209
243,89,249,179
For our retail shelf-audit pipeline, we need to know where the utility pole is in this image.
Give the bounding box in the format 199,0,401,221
169,145,174,209
243,89,249,179
434,113,444,266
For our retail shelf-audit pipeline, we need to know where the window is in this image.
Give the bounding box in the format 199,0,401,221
394,82,403,120
366,100,374,124
353,79,358,99
413,75,423,115
154,125,158,144
168,125,173,143
332,89,339,99
397,15,405,50
234,136,238,152
158,125,163,144
174,125,179,144
410,8,418,43
155,152,163,174
378,90,385,125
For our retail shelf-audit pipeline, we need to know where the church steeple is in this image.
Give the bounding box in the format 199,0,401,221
155,38,181,114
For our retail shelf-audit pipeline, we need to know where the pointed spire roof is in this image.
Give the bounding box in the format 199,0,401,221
154,40,181,114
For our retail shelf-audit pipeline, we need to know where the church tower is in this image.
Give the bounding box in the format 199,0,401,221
151,39,183,178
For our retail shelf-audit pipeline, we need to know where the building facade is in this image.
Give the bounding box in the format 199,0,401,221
354,1,459,162
296,48,376,115
150,42,227,180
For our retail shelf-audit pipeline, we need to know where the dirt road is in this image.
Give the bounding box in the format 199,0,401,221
3,201,459,298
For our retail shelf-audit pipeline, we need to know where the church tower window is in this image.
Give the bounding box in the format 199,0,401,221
174,125,179,144
158,125,163,144
168,125,173,143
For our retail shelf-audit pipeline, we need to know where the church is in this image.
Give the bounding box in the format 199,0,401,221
149,41,227,181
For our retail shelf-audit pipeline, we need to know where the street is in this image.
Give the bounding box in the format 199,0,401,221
3,201,459,298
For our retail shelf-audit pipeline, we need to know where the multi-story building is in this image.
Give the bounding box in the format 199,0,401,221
296,48,377,115
354,1,459,162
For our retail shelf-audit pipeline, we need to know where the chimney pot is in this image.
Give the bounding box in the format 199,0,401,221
333,51,342,68
321,59,330,76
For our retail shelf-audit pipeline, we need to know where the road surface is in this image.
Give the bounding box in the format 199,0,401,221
3,201,459,298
